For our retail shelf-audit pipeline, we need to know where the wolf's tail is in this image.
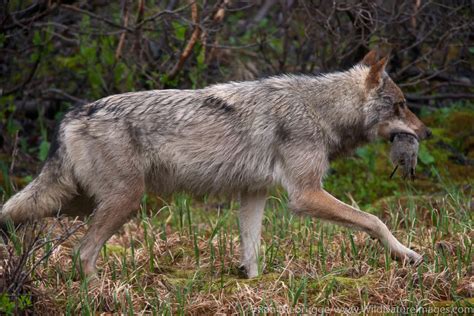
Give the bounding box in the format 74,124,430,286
0,159,76,228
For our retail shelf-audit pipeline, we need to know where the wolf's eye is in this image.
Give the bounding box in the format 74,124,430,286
393,101,406,116
394,101,406,108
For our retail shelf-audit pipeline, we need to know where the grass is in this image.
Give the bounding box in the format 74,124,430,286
0,107,473,314
1,177,472,314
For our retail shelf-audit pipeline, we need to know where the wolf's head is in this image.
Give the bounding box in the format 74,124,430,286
360,50,431,141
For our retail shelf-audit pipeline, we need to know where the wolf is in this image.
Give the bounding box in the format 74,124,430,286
0,50,431,278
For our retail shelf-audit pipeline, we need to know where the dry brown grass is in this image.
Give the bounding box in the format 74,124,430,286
1,187,472,314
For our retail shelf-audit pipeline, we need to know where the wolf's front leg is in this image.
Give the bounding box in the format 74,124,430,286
290,189,422,264
238,190,267,278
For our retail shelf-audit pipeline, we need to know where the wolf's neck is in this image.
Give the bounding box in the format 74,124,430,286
301,71,370,160
326,118,370,160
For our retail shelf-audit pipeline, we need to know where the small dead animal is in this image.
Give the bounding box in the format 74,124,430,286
390,133,419,180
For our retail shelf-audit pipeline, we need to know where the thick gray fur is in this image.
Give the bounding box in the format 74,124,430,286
0,53,431,277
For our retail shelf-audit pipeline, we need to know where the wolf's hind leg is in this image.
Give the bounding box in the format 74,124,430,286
238,190,267,278
75,183,144,276
290,189,423,264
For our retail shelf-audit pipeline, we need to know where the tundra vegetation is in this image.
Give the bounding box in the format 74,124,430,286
0,0,473,314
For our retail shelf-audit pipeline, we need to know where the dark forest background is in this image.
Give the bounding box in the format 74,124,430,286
0,1,473,314
0,0,472,175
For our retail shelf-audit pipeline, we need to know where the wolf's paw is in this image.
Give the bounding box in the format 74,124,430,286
84,273,101,291
391,246,423,266
237,264,258,279
404,249,423,266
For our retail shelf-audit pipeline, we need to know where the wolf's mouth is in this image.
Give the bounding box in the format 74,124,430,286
389,131,418,143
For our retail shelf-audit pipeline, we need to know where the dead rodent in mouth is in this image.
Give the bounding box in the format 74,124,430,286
390,133,419,180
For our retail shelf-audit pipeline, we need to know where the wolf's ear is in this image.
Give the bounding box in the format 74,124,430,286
360,50,378,66
366,55,389,90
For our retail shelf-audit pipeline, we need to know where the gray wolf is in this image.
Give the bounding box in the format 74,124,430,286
0,50,431,278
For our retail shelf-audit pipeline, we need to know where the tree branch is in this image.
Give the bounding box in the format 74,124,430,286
406,93,474,101
168,1,201,80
